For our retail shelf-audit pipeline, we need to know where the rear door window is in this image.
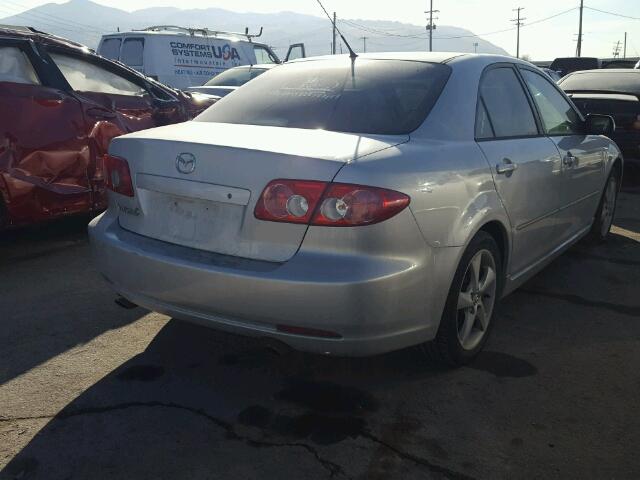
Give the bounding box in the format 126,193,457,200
0,46,40,85
99,38,122,61
121,38,144,66
521,69,583,135
196,59,451,135
475,100,495,139
479,67,539,138
50,52,146,96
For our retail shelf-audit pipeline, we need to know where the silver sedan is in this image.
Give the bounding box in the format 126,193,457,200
89,53,622,365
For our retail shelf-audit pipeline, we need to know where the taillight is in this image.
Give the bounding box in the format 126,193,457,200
254,179,410,226
104,154,134,197
254,180,327,224
312,183,410,226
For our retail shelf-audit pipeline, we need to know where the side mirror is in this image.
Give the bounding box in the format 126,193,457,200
585,114,615,136
285,43,306,62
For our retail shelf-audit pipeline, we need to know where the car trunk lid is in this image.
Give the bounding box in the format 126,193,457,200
569,93,640,158
108,121,408,262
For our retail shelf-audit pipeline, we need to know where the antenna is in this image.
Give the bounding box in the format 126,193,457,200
315,0,357,60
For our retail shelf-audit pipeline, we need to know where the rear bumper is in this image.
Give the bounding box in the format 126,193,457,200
89,210,462,356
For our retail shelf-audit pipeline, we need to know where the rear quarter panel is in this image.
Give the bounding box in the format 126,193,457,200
333,139,510,250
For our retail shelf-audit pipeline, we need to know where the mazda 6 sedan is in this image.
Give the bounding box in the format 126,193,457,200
89,53,622,365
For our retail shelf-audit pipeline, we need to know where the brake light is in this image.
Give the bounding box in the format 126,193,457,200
312,183,410,226
254,179,327,224
104,154,134,197
254,179,410,226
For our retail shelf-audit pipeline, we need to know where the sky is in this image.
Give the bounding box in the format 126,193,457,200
4,0,640,59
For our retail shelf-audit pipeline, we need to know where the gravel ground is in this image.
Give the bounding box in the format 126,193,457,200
1,192,639,480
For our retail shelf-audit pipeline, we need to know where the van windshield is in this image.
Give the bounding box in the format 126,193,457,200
195,59,451,135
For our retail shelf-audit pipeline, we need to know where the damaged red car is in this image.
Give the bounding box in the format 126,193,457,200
0,26,214,228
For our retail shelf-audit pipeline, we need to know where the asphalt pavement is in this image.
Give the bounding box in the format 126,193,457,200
1,193,639,480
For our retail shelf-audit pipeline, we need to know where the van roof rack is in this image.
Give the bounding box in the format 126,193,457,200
136,25,263,42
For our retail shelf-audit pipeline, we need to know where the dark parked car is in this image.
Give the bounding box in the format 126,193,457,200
550,57,600,77
560,69,640,185
0,26,214,229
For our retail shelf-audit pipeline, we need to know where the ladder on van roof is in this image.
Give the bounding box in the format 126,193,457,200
136,25,264,42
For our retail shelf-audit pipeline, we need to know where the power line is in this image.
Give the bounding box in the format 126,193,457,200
583,6,640,21
338,18,515,40
338,6,577,42
2,0,111,34
0,6,105,39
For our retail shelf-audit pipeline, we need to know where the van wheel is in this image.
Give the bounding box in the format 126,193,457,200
589,167,620,243
422,231,502,367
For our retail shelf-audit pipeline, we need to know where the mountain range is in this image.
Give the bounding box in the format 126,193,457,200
0,0,509,58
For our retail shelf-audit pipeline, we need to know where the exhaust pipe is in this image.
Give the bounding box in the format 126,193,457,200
115,295,138,310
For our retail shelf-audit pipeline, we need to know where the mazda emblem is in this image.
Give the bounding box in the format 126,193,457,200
176,152,196,174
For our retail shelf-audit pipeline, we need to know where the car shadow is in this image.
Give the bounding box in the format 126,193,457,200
0,215,145,386
0,319,453,480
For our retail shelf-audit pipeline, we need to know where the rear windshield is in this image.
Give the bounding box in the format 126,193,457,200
205,67,268,87
195,59,451,135
560,71,640,96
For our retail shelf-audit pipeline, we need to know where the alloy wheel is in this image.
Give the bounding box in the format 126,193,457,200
600,175,617,237
456,249,497,351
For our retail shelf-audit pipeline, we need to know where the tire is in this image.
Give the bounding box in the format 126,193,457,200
422,231,503,367
588,166,621,244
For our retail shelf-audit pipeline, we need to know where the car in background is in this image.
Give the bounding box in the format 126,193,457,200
185,64,277,99
560,69,640,186
550,57,600,77
0,25,215,229
541,67,562,82
90,53,621,366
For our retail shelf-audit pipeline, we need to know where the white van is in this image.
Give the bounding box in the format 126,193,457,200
97,26,305,90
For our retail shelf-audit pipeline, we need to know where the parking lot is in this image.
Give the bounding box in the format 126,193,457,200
0,191,638,479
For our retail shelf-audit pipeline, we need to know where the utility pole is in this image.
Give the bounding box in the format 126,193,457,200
332,12,337,55
511,7,525,59
624,32,627,58
360,36,368,53
613,40,621,58
473,42,479,53
425,0,439,52
577,0,584,57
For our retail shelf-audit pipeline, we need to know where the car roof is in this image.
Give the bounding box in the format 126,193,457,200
568,69,640,75
289,52,530,69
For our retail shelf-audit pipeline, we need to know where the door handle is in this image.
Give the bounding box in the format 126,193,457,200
496,159,518,175
86,107,117,120
34,92,65,107
563,152,576,167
